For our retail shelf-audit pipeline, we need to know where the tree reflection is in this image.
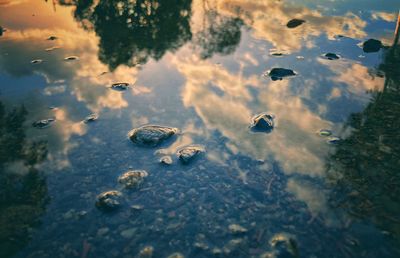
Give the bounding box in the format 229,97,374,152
194,9,243,59
0,102,49,258
58,0,245,69
327,34,400,239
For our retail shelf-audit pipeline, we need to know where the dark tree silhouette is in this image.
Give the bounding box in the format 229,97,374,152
0,102,49,258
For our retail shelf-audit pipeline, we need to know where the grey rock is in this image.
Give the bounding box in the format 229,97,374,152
118,170,148,189
128,125,178,146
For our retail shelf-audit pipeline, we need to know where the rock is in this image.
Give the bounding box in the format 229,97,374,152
362,39,382,53
0,26,4,36
250,113,274,133
128,125,178,146
318,129,332,137
138,246,154,258
286,19,305,28
64,56,79,61
47,36,57,40
177,145,205,164
160,155,173,165
31,59,43,64
167,252,185,258
95,190,123,211
131,205,144,210
118,170,148,189
32,118,55,129
266,68,296,81
110,82,130,91
212,248,223,255
228,224,248,234
223,239,244,254
269,233,299,258
97,227,109,236
323,53,340,60
120,228,136,238
83,113,98,123
326,136,341,145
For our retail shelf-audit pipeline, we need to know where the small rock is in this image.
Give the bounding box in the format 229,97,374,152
120,228,136,238
318,129,332,137
266,68,296,81
269,233,299,258
138,246,154,258
167,252,185,258
31,59,43,64
118,170,148,189
327,136,341,145
250,113,274,133
362,39,382,53
84,113,98,123
223,239,244,254
64,56,79,61
323,53,340,60
95,190,123,211
97,227,109,236
0,26,4,36
160,155,173,165
212,248,222,255
110,82,130,91
286,19,305,28
32,118,55,129
177,145,205,164
47,36,57,40
128,125,178,147
229,224,248,234
131,205,144,210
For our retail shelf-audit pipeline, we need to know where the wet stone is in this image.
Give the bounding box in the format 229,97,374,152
286,19,305,28
47,36,57,40
110,82,130,91
64,56,79,61
250,113,274,133
167,252,185,258
118,170,148,189
177,145,205,164
128,125,178,147
32,118,55,129
83,113,98,123
323,53,340,60
31,59,43,64
95,190,123,211
318,129,332,137
266,68,296,81
138,246,154,258
327,136,341,145
160,155,173,165
270,233,299,258
362,39,382,53
228,224,248,234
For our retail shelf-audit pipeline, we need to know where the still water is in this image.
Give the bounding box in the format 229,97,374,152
0,1,399,257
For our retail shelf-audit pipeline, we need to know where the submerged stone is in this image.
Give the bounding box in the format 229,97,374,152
318,129,332,137
177,145,205,164
32,118,55,129
323,53,340,60
138,246,154,258
110,82,130,91
83,113,98,123
160,155,173,165
270,233,299,258
286,19,305,28
327,136,341,145
31,59,43,64
118,170,148,188
250,113,274,133
95,190,123,211
228,224,248,234
362,39,382,53
167,252,184,258
266,68,296,81
64,56,79,61
128,125,178,146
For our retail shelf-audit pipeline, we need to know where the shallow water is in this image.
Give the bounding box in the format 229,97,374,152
0,1,399,257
